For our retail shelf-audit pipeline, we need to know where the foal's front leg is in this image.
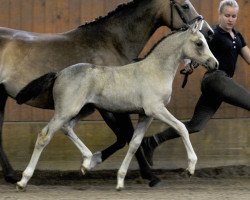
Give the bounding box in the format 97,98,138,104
16,118,65,191
153,107,197,175
98,111,160,187
116,115,153,190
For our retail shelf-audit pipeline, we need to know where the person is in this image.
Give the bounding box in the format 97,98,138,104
141,0,250,166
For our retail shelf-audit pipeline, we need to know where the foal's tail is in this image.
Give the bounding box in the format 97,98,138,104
16,72,57,104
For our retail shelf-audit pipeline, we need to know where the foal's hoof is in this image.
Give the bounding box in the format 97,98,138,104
181,169,193,178
149,176,161,187
116,186,124,191
80,166,88,175
16,183,26,192
187,171,192,177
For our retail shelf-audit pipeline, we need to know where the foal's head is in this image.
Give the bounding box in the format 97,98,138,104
155,0,214,40
181,21,218,71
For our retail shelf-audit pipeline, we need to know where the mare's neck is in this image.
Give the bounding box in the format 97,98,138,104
68,0,162,62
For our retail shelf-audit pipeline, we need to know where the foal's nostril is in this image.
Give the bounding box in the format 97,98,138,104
215,62,219,69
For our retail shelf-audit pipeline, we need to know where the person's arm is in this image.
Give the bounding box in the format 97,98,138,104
241,46,250,64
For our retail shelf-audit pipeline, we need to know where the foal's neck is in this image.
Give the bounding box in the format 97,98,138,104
70,0,162,61
145,31,186,74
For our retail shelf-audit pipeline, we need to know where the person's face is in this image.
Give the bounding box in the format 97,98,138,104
219,5,238,31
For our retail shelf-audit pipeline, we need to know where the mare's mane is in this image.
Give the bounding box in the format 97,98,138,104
78,0,145,29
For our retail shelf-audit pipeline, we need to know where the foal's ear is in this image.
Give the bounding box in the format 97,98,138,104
190,20,204,33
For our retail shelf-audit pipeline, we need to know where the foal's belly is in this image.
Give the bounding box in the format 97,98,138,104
92,96,144,114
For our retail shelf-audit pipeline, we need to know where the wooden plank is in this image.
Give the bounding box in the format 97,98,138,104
55,0,69,32
0,0,10,27
68,0,81,29
9,0,22,29
20,0,33,31
33,0,46,32
45,0,57,33
103,0,129,13
81,0,105,23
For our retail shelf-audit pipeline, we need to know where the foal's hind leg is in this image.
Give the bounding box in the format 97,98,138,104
116,115,153,190
0,85,17,183
16,117,65,191
152,107,197,175
61,119,93,174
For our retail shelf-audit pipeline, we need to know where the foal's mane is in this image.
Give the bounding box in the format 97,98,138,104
135,28,188,62
78,0,144,29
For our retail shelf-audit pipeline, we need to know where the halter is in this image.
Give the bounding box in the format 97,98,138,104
169,0,203,31
180,61,199,88
169,0,204,87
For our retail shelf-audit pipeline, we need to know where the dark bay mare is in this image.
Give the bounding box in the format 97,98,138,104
0,0,213,185
15,21,218,191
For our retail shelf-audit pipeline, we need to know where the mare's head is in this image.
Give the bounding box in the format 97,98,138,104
181,20,218,71
155,0,214,40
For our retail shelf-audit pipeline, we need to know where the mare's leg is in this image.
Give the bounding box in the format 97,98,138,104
0,85,17,183
152,106,197,174
116,115,153,190
96,110,127,161
16,117,65,190
97,110,160,186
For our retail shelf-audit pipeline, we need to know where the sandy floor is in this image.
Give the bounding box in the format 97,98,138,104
1,166,250,200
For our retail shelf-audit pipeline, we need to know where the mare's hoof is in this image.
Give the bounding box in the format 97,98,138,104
140,168,154,180
149,176,161,187
140,168,161,187
16,184,26,192
4,174,18,184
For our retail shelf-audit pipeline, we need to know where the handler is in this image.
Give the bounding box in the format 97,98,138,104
141,0,250,166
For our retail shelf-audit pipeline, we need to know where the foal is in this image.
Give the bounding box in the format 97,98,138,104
16,21,218,190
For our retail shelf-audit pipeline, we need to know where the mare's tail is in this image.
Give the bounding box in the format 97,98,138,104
16,72,57,104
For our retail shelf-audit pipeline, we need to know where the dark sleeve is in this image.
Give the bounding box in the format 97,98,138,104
207,36,218,54
238,32,247,48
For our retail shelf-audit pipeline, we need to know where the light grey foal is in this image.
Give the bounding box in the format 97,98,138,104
16,21,218,191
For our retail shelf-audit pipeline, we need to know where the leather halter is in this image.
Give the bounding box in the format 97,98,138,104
169,0,203,31
169,0,204,88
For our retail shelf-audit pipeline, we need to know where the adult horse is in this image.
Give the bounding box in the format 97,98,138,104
16,21,218,191
0,0,213,185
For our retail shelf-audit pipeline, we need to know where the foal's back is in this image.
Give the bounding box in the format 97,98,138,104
53,34,177,114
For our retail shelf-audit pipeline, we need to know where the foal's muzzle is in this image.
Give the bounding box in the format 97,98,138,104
205,58,219,72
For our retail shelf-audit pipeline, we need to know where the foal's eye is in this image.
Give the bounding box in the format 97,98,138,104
181,4,190,10
196,41,203,47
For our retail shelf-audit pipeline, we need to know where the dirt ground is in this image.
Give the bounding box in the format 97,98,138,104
1,165,250,200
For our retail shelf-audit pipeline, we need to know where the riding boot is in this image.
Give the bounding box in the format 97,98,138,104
141,127,181,166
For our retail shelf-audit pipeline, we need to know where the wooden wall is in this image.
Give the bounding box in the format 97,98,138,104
0,0,250,122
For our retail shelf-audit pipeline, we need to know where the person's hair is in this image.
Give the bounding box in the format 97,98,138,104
218,0,239,13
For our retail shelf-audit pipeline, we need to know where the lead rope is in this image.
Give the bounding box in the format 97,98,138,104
180,61,199,88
